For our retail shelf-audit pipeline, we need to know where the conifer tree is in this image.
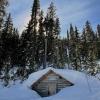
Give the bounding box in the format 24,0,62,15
53,18,61,67
80,28,88,70
1,13,13,65
73,26,81,70
1,13,14,86
69,24,76,69
45,2,58,66
69,25,81,70
54,18,60,36
80,22,97,74
0,0,8,72
70,24,75,41
85,21,94,42
37,10,45,67
20,0,41,73
0,0,8,29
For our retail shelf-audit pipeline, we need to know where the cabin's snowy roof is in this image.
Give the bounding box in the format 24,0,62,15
24,67,100,88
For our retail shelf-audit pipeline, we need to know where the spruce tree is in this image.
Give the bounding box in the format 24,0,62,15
69,24,76,69
38,10,45,67
0,0,8,73
45,2,58,66
69,25,81,70
20,0,41,74
1,13,14,86
80,22,97,74
0,0,8,29
70,24,75,42
53,18,61,67
73,26,81,70
54,18,60,36
85,21,94,42
1,13,13,65
81,28,88,70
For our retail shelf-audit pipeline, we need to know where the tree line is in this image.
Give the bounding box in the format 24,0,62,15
0,0,100,86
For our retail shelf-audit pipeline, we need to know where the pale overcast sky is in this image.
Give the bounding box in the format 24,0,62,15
8,0,100,37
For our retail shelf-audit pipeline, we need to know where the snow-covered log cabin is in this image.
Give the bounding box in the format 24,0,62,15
25,68,74,97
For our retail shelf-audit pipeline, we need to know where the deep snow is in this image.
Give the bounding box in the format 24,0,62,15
0,67,100,100
0,80,40,100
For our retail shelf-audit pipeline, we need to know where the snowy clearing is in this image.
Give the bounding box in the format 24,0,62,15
0,67,100,100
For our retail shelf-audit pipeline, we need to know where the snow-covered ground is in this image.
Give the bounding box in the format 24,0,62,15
0,80,40,100
0,67,100,100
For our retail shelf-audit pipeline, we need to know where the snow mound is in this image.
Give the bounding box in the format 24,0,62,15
23,67,100,100
24,67,100,88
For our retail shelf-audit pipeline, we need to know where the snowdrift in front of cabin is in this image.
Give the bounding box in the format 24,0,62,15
0,80,40,100
0,67,100,100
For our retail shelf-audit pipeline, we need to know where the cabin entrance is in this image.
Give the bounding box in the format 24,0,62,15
48,82,57,96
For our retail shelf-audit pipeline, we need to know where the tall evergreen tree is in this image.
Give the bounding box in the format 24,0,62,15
45,2,58,66
69,25,81,70
20,0,41,73
53,18,61,67
69,24,75,68
0,0,8,72
1,13,13,65
80,22,97,74
36,10,45,67
73,26,81,70
1,13,14,86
